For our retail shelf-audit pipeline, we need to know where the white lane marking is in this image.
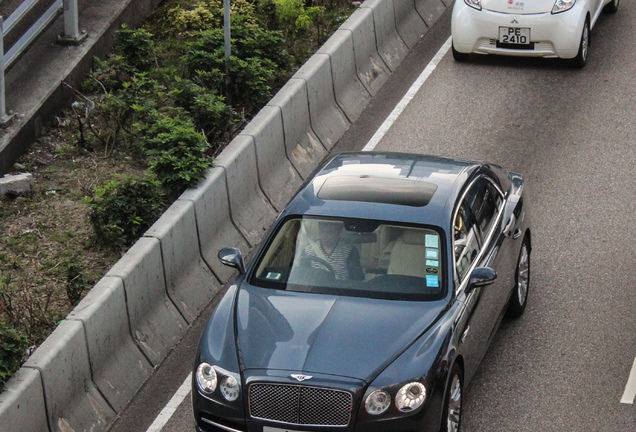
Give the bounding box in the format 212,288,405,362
362,36,452,152
146,373,192,432
145,36,454,431
621,357,636,404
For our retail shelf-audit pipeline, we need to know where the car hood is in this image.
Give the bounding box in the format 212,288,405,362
235,284,448,381
483,0,555,14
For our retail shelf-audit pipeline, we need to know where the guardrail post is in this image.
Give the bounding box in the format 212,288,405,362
0,16,14,127
58,0,86,45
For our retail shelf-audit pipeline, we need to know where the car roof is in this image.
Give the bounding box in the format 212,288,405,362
282,152,491,228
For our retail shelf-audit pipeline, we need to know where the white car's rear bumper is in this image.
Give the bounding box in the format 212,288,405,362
451,4,586,59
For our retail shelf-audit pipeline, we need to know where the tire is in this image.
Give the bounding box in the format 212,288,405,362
441,363,463,432
571,20,590,68
452,44,469,62
604,0,619,13
506,237,530,318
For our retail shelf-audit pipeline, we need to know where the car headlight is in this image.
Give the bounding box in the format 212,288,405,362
196,362,217,394
220,375,240,401
464,0,482,10
552,0,575,13
365,390,391,415
395,382,427,412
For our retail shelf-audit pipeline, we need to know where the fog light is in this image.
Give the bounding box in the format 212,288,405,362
365,390,391,415
220,375,240,401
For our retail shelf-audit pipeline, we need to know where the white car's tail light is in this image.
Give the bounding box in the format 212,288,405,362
552,0,576,13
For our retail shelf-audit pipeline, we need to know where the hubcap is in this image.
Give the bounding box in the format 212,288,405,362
517,244,529,306
447,374,462,432
581,25,589,61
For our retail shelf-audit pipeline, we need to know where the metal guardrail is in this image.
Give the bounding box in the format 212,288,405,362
0,0,85,126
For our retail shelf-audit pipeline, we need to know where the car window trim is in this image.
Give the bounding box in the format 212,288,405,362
453,174,506,296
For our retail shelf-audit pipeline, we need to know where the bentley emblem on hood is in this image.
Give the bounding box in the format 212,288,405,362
291,374,313,382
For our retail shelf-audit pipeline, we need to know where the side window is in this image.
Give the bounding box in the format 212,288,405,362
453,203,481,281
464,177,502,240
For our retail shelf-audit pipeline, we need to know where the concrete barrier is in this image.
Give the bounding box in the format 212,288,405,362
67,276,153,413
292,54,351,152
0,368,48,432
361,0,409,72
180,168,250,283
240,106,302,212
267,80,327,179
106,237,188,366
317,30,372,124
23,320,116,432
394,0,430,49
144,199,219,323
339,7,391,96
214,136,279,246
415,0,448,27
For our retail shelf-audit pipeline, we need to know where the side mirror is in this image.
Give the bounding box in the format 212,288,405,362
218,247,245,274
466,267,497,293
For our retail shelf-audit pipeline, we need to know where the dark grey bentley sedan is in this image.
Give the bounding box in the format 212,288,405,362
192,152,531,432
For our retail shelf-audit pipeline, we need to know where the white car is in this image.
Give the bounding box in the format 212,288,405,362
451,0,619,67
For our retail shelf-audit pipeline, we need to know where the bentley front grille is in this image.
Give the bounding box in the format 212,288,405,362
249,383,353,427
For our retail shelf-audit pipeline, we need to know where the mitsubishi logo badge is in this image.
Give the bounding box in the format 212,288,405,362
291,374,312,382
511,17,519,24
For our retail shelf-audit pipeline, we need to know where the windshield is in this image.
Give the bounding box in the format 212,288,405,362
251,216,445,301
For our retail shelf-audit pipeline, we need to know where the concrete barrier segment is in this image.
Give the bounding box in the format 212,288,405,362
214,136,279,247
67,276,154,412
180,168,250,284
339,7,391,96
292,54,351,152
361,0,409,72
240,106,302,212
393,0,429,49
267,80,327,179
415,0,448,28
23,320,116,432
144,199,220,323
317,30,372,123
0,368,49,432
106,237,188,366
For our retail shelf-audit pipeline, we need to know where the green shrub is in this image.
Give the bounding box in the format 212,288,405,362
0,324,28,390
144,117,213,195
86,177,163,248
114,25,157,73
226,56,277,108
167,0,258,35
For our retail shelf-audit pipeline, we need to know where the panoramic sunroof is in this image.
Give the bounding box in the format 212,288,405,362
316,175,438,207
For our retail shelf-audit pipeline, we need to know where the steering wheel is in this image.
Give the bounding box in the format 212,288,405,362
299,256,336,276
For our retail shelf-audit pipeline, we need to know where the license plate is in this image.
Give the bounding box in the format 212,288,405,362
498,27,530,45
263,427,302,432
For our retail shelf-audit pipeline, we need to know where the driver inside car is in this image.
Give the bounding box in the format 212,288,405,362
302,222,364,281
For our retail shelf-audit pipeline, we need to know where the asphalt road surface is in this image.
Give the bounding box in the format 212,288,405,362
108,5,636,432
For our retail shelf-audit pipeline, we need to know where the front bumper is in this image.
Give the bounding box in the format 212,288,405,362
193,369,446,432
451,4,586,59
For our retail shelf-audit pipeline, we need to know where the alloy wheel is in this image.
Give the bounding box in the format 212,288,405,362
517,243,529,306
447,373,462,432
581,24,589,62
